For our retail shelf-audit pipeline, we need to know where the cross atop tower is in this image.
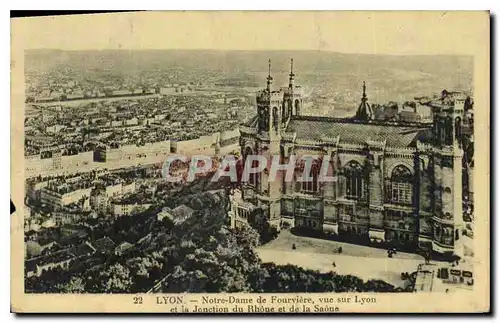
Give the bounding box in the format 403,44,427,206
266,59,273,92
289,58,295,88
362,81,367,102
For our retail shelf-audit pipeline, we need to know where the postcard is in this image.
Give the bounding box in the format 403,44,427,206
10,11,490,313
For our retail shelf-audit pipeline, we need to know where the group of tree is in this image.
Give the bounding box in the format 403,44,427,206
44,185,401,294
253,263,398,293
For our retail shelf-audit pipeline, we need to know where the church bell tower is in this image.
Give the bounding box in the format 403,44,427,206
256,59,284,139
431,94,465,258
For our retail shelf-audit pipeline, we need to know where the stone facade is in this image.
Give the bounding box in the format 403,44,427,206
235,60,468,258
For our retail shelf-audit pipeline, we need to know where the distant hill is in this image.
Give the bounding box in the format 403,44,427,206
25,49,472,75
24,49,473,105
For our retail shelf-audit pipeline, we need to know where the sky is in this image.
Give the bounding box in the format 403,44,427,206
11,11,488,56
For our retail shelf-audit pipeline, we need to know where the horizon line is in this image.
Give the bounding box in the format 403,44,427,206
24,48,474,58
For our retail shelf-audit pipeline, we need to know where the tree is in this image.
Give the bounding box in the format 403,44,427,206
97,263,133,293
255,263,398,293
159,192,262,293
128,256,163,292
129,257,163,279
36,179,398,295
55,276,85,293
164,224,261,293
363,279,396,293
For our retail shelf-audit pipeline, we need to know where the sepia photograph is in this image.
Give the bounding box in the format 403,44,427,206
10,11,490,313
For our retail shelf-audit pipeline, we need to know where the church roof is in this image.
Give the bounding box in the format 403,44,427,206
286,117,431,147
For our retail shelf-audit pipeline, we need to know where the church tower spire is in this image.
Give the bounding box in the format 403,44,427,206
288,58,295,88
266,59,273,92
362,81,367,103
355,81,373,122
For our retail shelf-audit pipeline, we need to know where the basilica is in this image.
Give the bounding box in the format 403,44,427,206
230,59,471,258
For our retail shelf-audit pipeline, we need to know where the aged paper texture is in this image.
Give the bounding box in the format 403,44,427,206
11,11,490,313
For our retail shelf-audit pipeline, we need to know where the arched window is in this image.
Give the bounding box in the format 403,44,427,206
265,107,270,129
455,117,462,142
272,107,278,130
446,117,454,145
434,225,442,240
295,99,301,115
389,165,413,205
439,119,446,144
245,147,258,186
345,161,364,200
258,109,265,131
258,107,270,131
288,99,293,117
442,227,453,245
301,159,320,193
